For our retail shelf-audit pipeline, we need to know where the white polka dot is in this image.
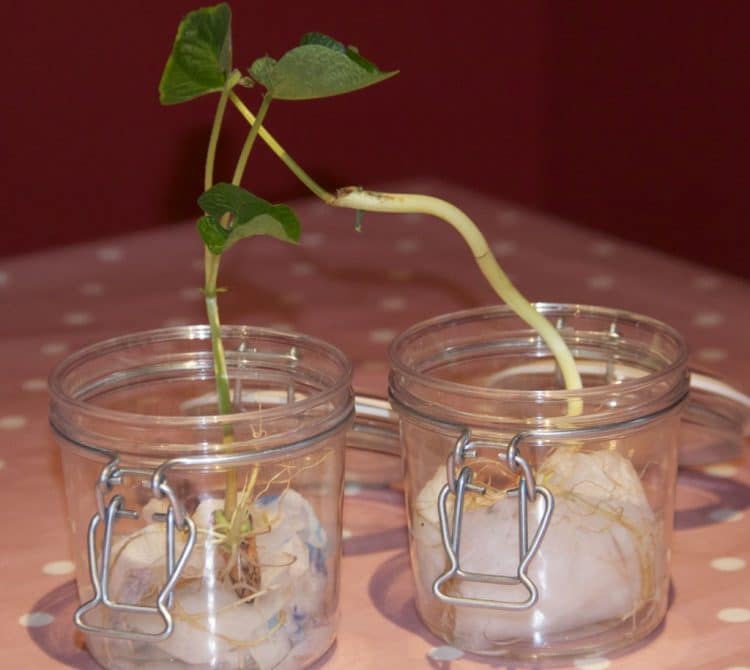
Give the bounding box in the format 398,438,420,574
281,292,303,305
491,240,518,257
291,261,315,277
344,483,362,496
590,241,617,257
496,209,521,225
379,296,407,311
703,463,739,478
163,317,190,327
0,416,27,430
693,311,725,328
19,612,54,627
342,528,353,540
180,287,203,301
41,342,68,356
303,232,324,247
96,246,122,262
395,238,421,254
711,557,747,572
22,378,47,392
307,201,329,218
697,347,728,363
368,329,396,344
387,269,413,281
63,311,93,326
42,560,75,576
269,322,293,332
79,282,105,296
717,608,750,623
427,646,464,661
574,659,611,670
693,275,721,291
0,271,8,287
709,508,744,524
587,274,615,290
357,359,388,372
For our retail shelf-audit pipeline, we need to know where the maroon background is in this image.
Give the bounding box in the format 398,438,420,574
3,1,748,277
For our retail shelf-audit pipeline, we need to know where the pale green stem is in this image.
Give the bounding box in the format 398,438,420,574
202,74,249,518
228,93,583,411
232,94,272,186
335,189,583,394
203,76,239,418
204,237,237,514
205,79,235,191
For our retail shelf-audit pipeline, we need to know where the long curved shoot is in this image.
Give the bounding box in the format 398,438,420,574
229,94,584,406
334,188,583,393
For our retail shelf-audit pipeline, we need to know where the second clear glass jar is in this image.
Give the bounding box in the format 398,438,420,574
389,304,688,660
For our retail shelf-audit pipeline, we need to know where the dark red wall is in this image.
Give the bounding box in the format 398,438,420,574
540,2,750,277
3,2,748,278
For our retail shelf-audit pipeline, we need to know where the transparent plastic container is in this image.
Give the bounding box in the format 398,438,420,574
389,304,688,660
49,325,353,670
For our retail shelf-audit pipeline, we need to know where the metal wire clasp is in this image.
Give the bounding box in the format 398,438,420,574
74,457,197,640
433,430,554,610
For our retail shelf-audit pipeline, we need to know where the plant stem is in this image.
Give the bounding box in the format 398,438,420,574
201,77,248,519
205,80,234,191
228,93,583,407
203,80,236,420
203,80,238,516
335,189,583,396
232,94,272,186
203,91,277,520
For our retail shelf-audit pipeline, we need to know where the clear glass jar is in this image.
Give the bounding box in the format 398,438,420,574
49,325,353,670
389,304,688,660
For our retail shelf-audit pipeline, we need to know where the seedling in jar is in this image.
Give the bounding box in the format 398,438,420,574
157,0,586,599
155,2,666,659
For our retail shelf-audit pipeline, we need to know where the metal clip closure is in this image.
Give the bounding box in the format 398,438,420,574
74,458,197,641
433,430,554,611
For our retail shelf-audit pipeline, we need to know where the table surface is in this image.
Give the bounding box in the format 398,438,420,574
1,179,749,669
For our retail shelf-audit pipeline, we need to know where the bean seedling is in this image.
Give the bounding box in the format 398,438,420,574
159,0,582,591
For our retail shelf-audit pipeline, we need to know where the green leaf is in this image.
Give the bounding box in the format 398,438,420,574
300,33,379,73
248,32,397,101
197,216,230,255
197,183,300,254
159,3,232,105
247,56,276,90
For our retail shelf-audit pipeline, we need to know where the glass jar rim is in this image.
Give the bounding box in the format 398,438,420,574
388,302,689,404
49,324,353,431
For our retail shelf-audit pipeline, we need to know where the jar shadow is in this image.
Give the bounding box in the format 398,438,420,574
342,486,408,556
28,580,340,669
674,467,750,530
368,553,670,669
26,580,98,669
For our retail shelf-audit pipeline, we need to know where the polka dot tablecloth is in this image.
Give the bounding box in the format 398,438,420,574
1,179,749,668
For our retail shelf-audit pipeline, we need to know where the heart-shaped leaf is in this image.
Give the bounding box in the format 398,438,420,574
159,3,233,105
249,32,397,101
197,183,300,254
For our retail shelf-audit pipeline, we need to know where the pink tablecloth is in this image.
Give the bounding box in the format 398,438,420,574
1,179,749,668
